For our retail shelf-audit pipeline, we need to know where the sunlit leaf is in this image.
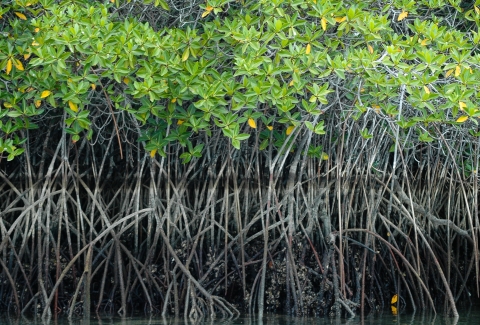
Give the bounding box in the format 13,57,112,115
68,101,78,112
286,125,294,135
248,118,257,128
423,86,430,94
40,90,51,98
455,65,461,77
321,17,327,31
456,116,468,123
397,11,408,21
14,59,24,71
182,47,190,61
6,59,12,75
14,12,27,20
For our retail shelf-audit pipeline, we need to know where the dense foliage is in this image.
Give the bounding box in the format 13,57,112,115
0,0,479,166
1,0,480,319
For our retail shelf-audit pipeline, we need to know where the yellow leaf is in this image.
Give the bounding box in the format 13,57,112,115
334,16,346,23
289,80,294,86
367,44,373,54
4,102,12,108
34,27,40,33
6,59,12,75
391,294,398,305
68,100,78,112
123,77,129,85
445,69,453,77
24,53,31,60
423,85,430,94
40,90,51,98
306,43,311,55
321,152,329,160
456,116,468,123
459,101,467,110
267,125,273,131
455,65,461,77
397,11,408,21
34,100,41,108
321,17,327,31
248,118,257,129
387,232,390,237
309,95,317,103
420,39,428,46
286,125,295,135
202,6,213,18
171,98,177,103
177,120,184,125
91,84,96,90
14,59,24,71
391,305,398,315
31,40,39,46
182,47,190,61
476,6,480,15
14,12,27,20
150,149,157,158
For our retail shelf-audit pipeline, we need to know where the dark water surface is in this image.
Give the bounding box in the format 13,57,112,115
2,308,480,325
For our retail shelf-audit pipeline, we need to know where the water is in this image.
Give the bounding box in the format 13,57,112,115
2,308,480,325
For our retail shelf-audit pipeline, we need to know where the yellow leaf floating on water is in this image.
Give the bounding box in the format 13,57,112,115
150,149,157,158
456,116,468,123
6,59,12,75
367,44,373,54
14,59,24,71
391,294,398,305
455,65,461,77
40,90,51,98
286,125,295,135
423,85,430,94
15,12,27,20
397,11,408,21
267,125,273,131
321,17,327,31
321,152,329,160
34,100,41,108
391,305,398,315
68,100,78,112
248,118,257,129
306,43,311,55
459,101,467,110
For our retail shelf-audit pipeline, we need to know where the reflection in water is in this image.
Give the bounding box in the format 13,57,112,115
2,309,479,325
